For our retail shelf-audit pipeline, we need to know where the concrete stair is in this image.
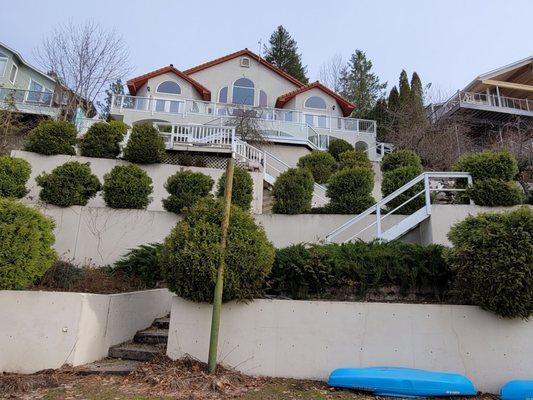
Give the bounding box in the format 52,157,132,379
262,186,274,214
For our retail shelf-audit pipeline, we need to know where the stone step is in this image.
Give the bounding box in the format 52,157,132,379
109,342,164,362
134,328,168,345
153,317,170,329
79,359,141,376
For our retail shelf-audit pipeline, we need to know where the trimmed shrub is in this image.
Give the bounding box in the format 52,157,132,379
108,120,129,137
24,120,77,155
381,149,422,172
0,156,31,198
328,138,353,161
79,122,124,159
327,167,375,214
272,167,314,214
161,197,275,302
453,150,518,181
447,207,533,319
36,161,101,207
122,124,166,164
162,170,214,213
297,151,336,184
216,166,254,211
103,164,153,209
381,164,424,214
467,179,524,206
0,199,56,289
114,243,163,288
339,150,372,171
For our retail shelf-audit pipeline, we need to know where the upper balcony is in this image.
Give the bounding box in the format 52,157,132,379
0,87,61,118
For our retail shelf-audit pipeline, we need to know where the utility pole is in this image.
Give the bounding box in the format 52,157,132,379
207,155,235,374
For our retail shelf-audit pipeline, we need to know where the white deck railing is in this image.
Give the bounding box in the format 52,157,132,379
0,88,57,108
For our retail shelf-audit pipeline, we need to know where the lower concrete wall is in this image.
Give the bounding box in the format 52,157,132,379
167,297,533,393
0,289,172,373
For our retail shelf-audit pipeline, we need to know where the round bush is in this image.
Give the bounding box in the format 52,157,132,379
24,120,77,155
326,167,375,214
122,124,166,164
467,179,524,206
272,168,314,214
36,161,101,207
0,199,56,289
297,151,336,184
103,164,153,209
0,156,31,198
108,120,129,137
381,165,424,214
162,170,214,213
161,197,275,302
216,166,254,211
328,138,353,161
453,150,518,181
381,149,422,172
447,207,533,319
339,150,372,171
79,122,124,159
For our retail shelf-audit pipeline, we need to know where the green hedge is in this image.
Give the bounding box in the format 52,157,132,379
162,170,214,213
326,167,375,214
467,179,524,206
161,198,275,302
36,161,101,207
114,243,163,288
216,166,253,211
338,150,372,171
328,138,353,161
381,165,424,214
297,151,336,184
272,168,314,214
0,156,31,198
122,124,166,164
79,122,124,159
24,120,77,155
0,199,56,289
108,120,129,137
447,207,533,319
453,150,518,181
103,164,153,209
381,149,422,172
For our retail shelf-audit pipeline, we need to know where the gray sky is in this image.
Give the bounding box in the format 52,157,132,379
2,0,532,100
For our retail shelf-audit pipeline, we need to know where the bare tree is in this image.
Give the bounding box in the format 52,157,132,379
37,21,131,119
0,92,32,154
318,54,345,93
223,106,271,144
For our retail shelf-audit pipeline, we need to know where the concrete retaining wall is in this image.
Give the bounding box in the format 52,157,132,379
0,289,172,373
167,297,533,393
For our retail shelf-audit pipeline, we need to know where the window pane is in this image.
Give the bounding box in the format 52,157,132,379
27,81,43,102
157,81,181,94
305,96,327,109
156,99,166,112
234,78,254,88
169,101,181,113
233,87,254,105
42,89,53,104
259,90,267,107
9,65,17,83
0,58,6,76
305,114,314,126
317,115,328,128
219,87,228,103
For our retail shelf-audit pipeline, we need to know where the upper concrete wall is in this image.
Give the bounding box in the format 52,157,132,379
135,71,203,100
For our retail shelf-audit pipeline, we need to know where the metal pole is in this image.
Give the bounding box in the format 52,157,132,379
207,155,235,374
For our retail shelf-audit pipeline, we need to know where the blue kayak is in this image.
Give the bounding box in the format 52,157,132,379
328,367,477,397
501,380,533,400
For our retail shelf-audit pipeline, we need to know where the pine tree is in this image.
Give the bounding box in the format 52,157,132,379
367,98,389,141
339,50,386,118
98,79,124,121
410,72,424,109
398,70,411,107
388,86,400,111
264,26,308,83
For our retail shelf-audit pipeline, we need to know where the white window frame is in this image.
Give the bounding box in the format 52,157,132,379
0,52,7,77
9,63,18,84
156,80,181,95
231,78,255,106
26,79,52,103
304,95,328,110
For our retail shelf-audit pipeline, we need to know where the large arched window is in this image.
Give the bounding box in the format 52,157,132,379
156,80,181,94
305,96,327,109
232,78,254,106
0,51,7,76
219,87,228,103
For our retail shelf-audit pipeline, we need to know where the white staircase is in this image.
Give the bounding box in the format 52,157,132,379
326,172,473,243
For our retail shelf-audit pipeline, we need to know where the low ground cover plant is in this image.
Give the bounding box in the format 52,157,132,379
103,164,153,209
114,243,164,288
24,120,77,155
216,166,254,211
122,124,166,164
272,167,314,214
0,156,31,198
297,151,336,184
163,170,214,213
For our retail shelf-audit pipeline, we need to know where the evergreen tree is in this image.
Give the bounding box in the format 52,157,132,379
398,70,411,107
367,98,389,141
264,26,309,83
410,72,424,109
98,79,124,121
339,50,386,118
388,86,400,111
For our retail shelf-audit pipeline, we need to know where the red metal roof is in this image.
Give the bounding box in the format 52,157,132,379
276,81,356,117
127,65,211,100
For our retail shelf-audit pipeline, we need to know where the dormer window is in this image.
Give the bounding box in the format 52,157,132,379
157,80,181,94
305,96,327,109
240,57,250,68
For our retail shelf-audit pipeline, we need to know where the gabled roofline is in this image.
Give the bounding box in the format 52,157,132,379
463,55,533,91
276,81,356,117
0,40,56,84
183,48,306,88
127,65,211,100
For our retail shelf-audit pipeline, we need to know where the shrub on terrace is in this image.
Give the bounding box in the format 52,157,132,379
297,151,336,184
381,149,422,172
452,150,518,181
24,120,77,155
103,164,153,209
79,122,124,159
338,150,372,171
381,164,424,214
272,167,314,214
161,197,275,302
328,138,353,161
0,156,31,198
0,199,56,289
114,243,164,288
326,167,375,214
162,170,214,213
122,124,166,164
108,120,130,137
466,179,524,206
216,166,254,211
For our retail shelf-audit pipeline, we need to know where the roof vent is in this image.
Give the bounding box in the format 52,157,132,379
170,64,174,67
240,57,250,68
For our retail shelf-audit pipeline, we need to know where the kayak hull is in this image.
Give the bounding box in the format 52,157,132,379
500,380,533,400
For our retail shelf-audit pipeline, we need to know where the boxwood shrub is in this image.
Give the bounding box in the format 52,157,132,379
0,156,31,198
466,179,524,206
103,164,153,209
36,161,101,207
272,167,314,214
326,167,375,214
453,150,518,181
0,199,56,289
161,197,275,302
79,122,124,159
297,151,336,184
339,150,372,171
122,124,166,164
447,207,533,319
328,138,353,161
24,120,77,155
114,243,163,288
381,149,422,172
108,120,129,137
216,166,254,211
162,170,214,213
381,164,424,214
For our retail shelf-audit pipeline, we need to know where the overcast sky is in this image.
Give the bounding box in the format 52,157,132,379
2,0,532,100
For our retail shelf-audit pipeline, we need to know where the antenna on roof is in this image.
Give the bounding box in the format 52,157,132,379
258,39,263,58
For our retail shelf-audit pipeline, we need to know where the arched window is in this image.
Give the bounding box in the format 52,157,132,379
156,80,181,94
259,90,268,107
0,51,7,76
232,78,254,106
305,96,327,109
219,87,228,103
